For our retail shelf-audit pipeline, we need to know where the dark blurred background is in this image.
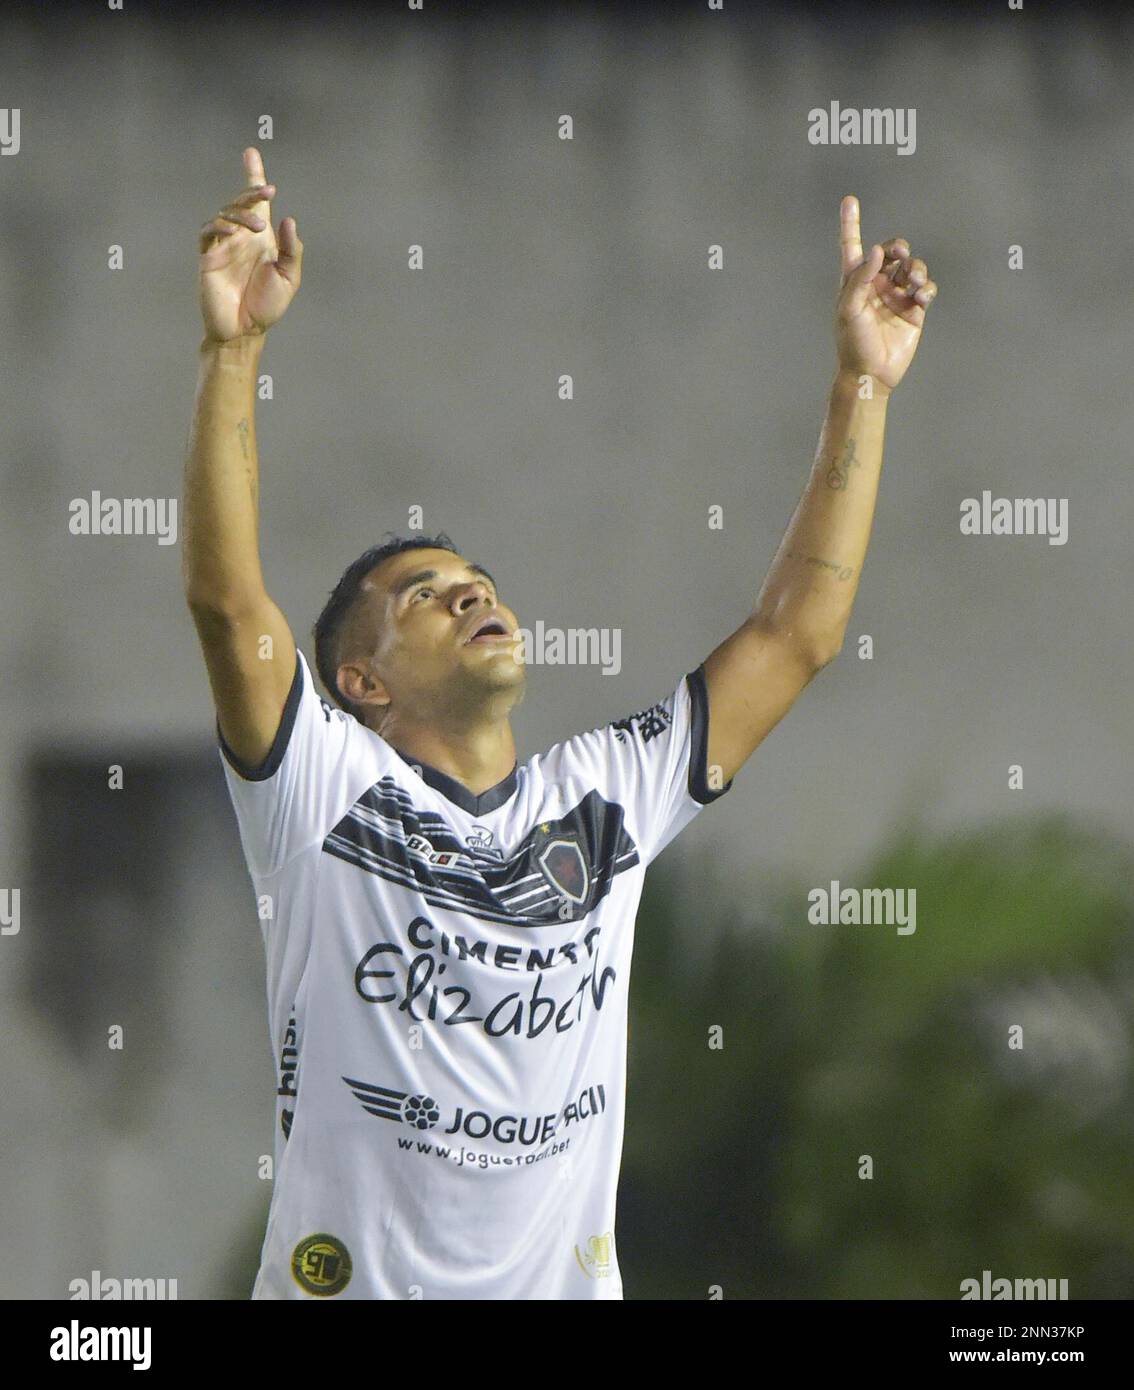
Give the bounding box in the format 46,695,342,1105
0,0,1131,1299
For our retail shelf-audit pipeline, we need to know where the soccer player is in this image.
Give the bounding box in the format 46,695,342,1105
184,148,936,1300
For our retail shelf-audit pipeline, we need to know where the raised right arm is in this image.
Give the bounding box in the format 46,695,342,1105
182,148,304,771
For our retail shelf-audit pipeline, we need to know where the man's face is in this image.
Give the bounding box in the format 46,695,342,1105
349,548,526,720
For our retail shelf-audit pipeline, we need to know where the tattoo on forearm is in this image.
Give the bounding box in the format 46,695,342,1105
786,549,854,582
826,436,859,491
237,417,250,460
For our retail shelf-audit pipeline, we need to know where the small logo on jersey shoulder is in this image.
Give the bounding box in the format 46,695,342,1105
574,1231,615,1279
612,700,672,747
318,697,351,725
291,1233,353,1297
535,832,590,905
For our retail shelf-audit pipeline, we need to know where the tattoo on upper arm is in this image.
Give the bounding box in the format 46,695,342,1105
826,436,859,491
786,549,854,582
237,417,250,460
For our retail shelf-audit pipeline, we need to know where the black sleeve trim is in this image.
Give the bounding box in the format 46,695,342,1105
216,649,305,783
685,664,734,805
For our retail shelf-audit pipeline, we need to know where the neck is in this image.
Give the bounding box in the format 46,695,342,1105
377,701,518,796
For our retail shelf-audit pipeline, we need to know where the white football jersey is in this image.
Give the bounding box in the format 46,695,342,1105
218,647,731,1300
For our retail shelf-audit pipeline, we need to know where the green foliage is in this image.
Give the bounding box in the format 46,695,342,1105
621,814,1134,1299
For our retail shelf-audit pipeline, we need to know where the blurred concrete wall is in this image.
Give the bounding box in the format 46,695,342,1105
0,4,1129,1296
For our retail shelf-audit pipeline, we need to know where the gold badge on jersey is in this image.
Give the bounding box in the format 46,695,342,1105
291,1232,353,1296
574,1231,615,1279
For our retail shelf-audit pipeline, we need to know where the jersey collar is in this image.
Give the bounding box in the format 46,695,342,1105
392,746,519,816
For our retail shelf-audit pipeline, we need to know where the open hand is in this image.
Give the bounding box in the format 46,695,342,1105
197,147,303,343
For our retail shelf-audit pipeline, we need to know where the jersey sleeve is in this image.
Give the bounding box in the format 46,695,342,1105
216,647,368,877
559,664,733,867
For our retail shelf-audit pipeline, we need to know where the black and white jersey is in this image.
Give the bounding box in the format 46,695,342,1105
218,647,731,1299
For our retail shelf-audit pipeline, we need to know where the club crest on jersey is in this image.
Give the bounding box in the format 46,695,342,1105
405,831,464,869
291,1233,352,1297
534,829,590,905
574,1231,616,1279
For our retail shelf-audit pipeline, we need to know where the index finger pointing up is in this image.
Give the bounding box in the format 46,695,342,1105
243,146,267,190
840,194,864,277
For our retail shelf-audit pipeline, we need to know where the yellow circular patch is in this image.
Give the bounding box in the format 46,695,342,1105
291,1233,352,1297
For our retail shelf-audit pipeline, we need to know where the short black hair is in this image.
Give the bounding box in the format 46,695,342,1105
312,531,460,719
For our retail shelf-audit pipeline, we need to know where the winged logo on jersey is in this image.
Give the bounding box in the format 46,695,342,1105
535,832,590,905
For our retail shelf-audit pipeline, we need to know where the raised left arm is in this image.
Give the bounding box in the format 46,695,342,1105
702,195,937,788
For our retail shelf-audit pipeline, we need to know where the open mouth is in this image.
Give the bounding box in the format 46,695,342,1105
465,616,512,644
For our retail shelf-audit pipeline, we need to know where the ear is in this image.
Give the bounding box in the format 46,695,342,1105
337,658,390,714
